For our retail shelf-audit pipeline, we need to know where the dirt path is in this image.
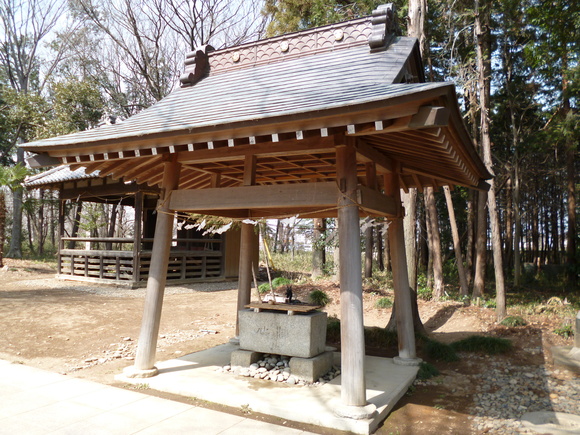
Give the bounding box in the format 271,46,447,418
0,259,576,434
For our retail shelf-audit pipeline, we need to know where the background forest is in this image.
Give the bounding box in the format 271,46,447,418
0,0,578,317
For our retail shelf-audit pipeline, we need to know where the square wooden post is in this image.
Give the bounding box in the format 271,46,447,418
334,138,374,418
234,155,257,338
126,157,181,377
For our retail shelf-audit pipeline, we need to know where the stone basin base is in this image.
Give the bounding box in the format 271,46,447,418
238,309,327,358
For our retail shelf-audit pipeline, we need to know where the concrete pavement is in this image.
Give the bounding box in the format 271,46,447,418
0,359,313,434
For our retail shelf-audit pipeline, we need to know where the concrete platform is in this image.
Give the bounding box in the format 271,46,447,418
551,346,580,374
117,343,419,434
0,359,312,435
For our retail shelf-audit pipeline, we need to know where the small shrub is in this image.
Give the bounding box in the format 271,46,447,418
375,297,393,309
451,335,512,354
258,283,271,294
422,338,459,362
364,327,398,348
271,277,293,288
500,316,527,327
326,315,341,342
554,322,574,338
417,362,440,380
309,289,330,306
417,285,432,301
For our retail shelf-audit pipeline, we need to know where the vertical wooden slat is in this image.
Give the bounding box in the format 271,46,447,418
336,137,367,407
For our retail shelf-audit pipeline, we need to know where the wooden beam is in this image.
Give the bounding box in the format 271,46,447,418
354,140,393,174
26,153,61,168
178,134,337,165
169,182,338,211
357,185,397,217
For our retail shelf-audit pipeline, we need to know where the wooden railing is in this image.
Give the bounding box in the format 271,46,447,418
58,237,224,285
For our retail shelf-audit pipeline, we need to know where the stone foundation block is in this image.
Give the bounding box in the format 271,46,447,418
289,351,333,382
239,309,327,358
231,349,262,367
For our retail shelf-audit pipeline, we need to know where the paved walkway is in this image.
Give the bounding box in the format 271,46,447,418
0,360,313,434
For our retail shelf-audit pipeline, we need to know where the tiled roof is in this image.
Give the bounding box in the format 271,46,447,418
21,34,423,153
24,165,100,187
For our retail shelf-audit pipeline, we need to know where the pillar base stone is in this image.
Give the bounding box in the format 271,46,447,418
393,356,422,366
333,402,377,420
123,366,159,378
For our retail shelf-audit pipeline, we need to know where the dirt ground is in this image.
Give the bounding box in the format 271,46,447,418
0,258,575,434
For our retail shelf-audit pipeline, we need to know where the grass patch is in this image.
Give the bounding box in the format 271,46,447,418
554,322,574,338
500,316,527,327
421,337,459,362
364,327,398,348
417,361,440,380
309,289,330,306
451,335,512,354
326,315,341,342
375,297,393,309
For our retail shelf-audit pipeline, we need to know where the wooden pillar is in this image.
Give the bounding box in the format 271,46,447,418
133,191,143,286
235,155,256,337
57,193,65,275
385,170,418,362
336,139,367,407
129,157,181,376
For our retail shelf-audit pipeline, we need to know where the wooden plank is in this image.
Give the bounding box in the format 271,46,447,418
245,303,322,313
169,182,338,211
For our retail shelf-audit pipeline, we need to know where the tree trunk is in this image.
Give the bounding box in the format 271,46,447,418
444,186,470,295
7,148,24,258
68,202,83,249
424,187,444,298
476,0,506,320
513,156,522,287
364,222,373,278
377,223,384,271
312,218,326,278
0,191,5,267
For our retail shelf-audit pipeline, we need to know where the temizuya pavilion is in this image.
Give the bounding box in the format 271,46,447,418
22,3,490,424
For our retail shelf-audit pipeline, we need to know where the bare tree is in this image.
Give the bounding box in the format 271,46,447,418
0,0,68,258
154,0,265,51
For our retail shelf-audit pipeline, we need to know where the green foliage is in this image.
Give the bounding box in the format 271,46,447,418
375,297,393,309
451,336,513,355
554,322,574,339
0,165,30,191
258,283,271,294
41,78,104,137
272,276,293,287
417,274,433,301
269,251,312,282
500,316,527,327
417,362,440,380
309,289,330,306
262,0,385,37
